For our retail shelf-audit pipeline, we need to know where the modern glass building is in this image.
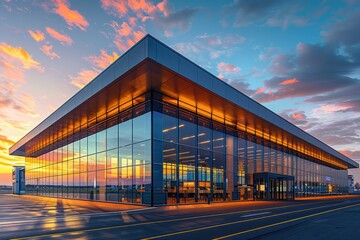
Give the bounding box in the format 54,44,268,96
10,35,358,205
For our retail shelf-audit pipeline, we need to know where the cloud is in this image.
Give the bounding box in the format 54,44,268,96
101,0,128,18
225,0,286,27
71,49,120,89
28,30,45,42
308,117,360,147
45,27,73,46
86,49,119,69
0,42,44,73
279,109,309,126
253,43,358,103
101,0,197,38
255,87,265,94
217,62,241,74
153,6,197,36
51,0,89,31
224,0,308,29
322,11,360,47
109,20,146,52
174,34,245,62
0,113,27,131
198,34,245,48
0,60,24,81
0,134,14,146
40,44,60,60
101,0,170,20
70,69,100,88
280,78,299,85
339,149,360,161
0,81,38,117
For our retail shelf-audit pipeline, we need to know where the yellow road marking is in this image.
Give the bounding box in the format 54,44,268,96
214,202,360,240
141,201,358,240
12,200,353,240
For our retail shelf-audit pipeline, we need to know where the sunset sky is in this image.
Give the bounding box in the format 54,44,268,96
1,0,360,186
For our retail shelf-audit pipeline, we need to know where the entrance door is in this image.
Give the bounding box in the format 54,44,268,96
253,173,294,201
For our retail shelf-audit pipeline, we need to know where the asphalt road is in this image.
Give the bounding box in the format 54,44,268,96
1,194,360,240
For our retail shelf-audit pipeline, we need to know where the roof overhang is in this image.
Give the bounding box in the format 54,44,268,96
9,35,358,170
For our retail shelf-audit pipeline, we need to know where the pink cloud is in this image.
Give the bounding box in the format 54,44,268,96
0,60,24,81
217,62,241,74
28,30,45,42
45,27,73,46
314,104,351,114
51,0,89,31
280,78,299,85
41,44,60,60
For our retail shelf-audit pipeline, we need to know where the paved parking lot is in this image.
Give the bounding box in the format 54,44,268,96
2,194,360,239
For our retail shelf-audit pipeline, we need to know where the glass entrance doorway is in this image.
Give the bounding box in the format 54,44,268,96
254,172,294,200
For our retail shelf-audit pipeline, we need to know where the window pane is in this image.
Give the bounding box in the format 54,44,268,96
107,125,118,150
119,120,132,147
133,140,151,165
133,112,151,143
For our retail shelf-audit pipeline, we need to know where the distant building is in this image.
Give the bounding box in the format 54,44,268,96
9,35,359,205
348,175,354,193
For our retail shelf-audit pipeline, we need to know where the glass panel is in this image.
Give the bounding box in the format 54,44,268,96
106,167,118,201
162,142,177,204
119,119,132,147
106,125,118,150
179,146,196,203
133,112,151,143
97,130,106,153
198,149,211,202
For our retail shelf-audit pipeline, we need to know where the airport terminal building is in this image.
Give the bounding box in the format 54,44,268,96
10,35,358,205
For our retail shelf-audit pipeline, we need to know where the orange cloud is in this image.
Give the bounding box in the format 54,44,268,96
41,45,60,60
255,87,265,94
0,133,25,181
110,21,146,52
52,0,89,31
70,69,100,88
0,42,44,72
45,27,73,46
280,78,299,85
291,112,305,119
119,22,132,36
101,0,169,20
28,30,45,42
157,0,170,16
87,49,119,69
128,0,157,14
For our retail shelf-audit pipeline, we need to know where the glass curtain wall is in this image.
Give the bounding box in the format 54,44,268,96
152,91,349,205
25,93,152,204
25,91,349,205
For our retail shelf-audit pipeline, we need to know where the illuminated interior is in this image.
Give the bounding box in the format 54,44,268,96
12,58,355,205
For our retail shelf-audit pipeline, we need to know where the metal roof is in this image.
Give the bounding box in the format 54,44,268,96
9,35,358,169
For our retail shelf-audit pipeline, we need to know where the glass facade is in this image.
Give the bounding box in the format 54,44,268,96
24,91,349,205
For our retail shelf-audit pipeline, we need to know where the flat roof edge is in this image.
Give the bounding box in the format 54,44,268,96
9,34,153,156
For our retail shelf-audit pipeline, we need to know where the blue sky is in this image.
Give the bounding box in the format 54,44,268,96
0,0,360,184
